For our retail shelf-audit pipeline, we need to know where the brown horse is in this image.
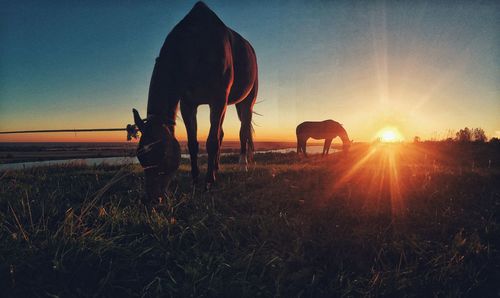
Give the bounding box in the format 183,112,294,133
133,1,258,198
296,120,351,157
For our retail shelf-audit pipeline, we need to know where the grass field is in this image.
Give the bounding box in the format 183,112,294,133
1,142,499,297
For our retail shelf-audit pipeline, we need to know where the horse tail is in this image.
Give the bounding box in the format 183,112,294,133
236,78,257,160
248,121,255,153
247,78,258,156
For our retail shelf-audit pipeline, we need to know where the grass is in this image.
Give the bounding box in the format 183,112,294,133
1,142,499,297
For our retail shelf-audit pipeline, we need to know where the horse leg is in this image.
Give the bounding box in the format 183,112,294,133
323,138,332,156
297,134,305,157
326,138,333,155
301,138,308,158
180,102,199,184
296,135,301,155
206,102,227,190
215,128,224,171
236,104,251,171
236,82,257,171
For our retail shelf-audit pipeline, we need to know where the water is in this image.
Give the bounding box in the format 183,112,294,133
263,146,340,155
0,156,140,171
0,146,339,171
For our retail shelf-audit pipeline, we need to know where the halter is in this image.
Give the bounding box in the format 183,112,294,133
137,138,168,175
136,118,179,176
143,165,167,176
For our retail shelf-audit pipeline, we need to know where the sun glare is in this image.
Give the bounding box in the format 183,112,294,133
378,127,402,143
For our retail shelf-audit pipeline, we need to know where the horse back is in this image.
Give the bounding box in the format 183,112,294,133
156,3,256,105
296,121,341,140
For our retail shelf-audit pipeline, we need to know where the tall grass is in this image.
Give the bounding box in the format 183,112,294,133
1,143,499,297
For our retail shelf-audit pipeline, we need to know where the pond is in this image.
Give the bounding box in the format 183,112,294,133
0,146,339,171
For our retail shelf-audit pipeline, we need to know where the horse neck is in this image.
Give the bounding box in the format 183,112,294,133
146,58,179,133
146,109,177,135
338,127,349,144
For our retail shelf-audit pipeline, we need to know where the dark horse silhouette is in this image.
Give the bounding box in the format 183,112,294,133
133,2,258,198
296,120,351,157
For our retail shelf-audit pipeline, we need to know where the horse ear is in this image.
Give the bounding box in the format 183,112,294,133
133,109,145,132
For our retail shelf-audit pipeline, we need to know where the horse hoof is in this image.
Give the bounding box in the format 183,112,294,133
204,183,212,192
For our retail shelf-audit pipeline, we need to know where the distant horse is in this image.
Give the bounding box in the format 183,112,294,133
296,120,351,157
133,1,258,197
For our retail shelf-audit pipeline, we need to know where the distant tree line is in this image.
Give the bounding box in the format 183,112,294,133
455,127,487,142
414,127,499,143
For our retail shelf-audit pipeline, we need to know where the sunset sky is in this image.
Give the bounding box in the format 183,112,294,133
1,0,499,143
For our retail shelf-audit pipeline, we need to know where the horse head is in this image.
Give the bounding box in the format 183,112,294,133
133,109,180,200
343,139,353,152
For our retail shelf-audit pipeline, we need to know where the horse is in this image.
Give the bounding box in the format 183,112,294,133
296,120,351,157
132,1,258,198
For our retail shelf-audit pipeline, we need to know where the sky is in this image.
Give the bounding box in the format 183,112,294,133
1,0,499,142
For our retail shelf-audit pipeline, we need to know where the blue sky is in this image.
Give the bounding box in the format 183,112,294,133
1,0,498,142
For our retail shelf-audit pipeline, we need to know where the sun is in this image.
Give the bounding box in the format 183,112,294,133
381,130,397,142
377,127,403,143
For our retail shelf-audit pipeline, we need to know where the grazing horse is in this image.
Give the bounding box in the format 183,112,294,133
296,120,351,157
133,1,258,198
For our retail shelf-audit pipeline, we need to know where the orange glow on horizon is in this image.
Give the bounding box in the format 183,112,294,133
0,130,299,143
